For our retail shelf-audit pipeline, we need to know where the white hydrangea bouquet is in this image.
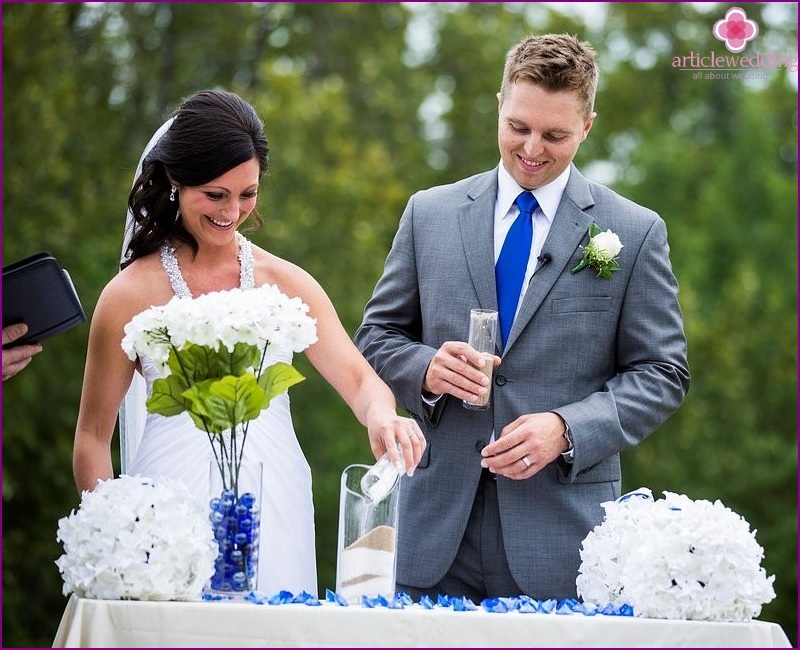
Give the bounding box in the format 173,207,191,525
55,475,217,600
576,488,776,622
120,285,317,593
120,285,318,495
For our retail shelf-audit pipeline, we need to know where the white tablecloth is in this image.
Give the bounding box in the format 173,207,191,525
52,595,791,648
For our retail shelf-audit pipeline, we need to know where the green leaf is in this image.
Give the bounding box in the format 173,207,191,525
228,342,262,374
571,258,588,275
186,411,215,432
168,343,260,384
201,342,261,376
145,359,302,433
258,362,306,403
588,222,602,238
169,344,215,383
146,374,191,417
182,374,267,433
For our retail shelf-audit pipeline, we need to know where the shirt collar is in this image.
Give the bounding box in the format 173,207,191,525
496,162,571,225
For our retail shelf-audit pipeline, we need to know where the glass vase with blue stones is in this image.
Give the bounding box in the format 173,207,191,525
207,461,262,594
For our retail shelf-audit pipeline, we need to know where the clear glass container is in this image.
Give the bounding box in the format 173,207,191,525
206,460,262,595
336,462,401,603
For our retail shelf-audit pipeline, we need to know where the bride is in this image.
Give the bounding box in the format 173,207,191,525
72,89,424,596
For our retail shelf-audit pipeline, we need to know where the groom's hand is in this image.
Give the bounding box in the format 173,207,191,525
423,341,500,405
480,412,568,479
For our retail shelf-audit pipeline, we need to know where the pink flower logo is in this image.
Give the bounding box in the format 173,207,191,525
713,7,759,53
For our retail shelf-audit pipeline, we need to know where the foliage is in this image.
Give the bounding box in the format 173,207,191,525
2,2,796,646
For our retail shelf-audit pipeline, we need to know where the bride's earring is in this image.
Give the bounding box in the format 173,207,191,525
169,186,177,202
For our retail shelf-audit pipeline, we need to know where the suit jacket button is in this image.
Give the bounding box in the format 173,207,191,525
495,374,507,386
475,440,486,452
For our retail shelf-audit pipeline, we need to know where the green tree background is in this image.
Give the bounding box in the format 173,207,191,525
2,3,796,647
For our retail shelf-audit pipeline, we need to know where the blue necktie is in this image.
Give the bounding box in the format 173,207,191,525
496,191,538,347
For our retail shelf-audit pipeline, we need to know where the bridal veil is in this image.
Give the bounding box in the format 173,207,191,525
118,117,174,473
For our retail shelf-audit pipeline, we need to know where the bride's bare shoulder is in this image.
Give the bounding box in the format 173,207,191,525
96,254,174,319
250,246,321,298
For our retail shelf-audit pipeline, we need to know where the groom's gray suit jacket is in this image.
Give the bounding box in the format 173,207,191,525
355,164,689,598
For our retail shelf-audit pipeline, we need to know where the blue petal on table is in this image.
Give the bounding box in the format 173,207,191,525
292,591,321,606
395,592,414,606
362,594,391,608
451,596,478,611
481,597,515,613
419,595,435,609
325,588,348,606
268,590,295,605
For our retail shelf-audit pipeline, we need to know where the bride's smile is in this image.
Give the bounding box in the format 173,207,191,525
176,157,260,241
206,214,235,229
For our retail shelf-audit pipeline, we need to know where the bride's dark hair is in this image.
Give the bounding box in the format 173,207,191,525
122,90,269,269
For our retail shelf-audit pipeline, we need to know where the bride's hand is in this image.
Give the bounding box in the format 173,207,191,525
366,404,425,476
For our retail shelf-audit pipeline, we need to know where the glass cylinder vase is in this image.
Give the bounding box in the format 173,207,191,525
206,460,262,595
335,463,400,603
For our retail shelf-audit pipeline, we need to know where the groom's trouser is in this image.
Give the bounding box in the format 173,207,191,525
397,469,522,601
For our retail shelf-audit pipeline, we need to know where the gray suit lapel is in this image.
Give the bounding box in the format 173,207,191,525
505,167,596,351
459,171,499,312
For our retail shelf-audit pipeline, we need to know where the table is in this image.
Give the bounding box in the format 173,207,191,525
52,595,791,648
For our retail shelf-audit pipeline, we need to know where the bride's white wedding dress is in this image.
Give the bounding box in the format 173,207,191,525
127,233,317,595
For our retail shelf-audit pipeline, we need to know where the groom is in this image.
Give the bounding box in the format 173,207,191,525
355,33,689,601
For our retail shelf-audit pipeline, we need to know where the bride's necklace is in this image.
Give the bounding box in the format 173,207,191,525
160,231,255,298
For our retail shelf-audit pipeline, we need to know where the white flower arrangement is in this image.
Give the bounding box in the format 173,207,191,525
121,284,318,377
55,475,217,600
576,488,776,622
571,224,623,279
120,285,318,593
120,283,317,495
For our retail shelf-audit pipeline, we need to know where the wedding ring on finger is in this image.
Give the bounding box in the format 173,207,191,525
521,455,532,468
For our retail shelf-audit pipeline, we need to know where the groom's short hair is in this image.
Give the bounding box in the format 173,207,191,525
499,33,599,118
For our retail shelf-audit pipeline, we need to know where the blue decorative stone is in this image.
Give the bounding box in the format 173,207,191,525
208,489,260,592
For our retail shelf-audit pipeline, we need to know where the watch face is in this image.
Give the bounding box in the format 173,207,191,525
561,426,574,462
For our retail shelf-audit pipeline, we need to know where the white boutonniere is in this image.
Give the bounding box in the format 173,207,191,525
571,224,623,279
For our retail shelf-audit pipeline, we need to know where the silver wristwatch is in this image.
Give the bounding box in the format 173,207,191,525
560,423,575,463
